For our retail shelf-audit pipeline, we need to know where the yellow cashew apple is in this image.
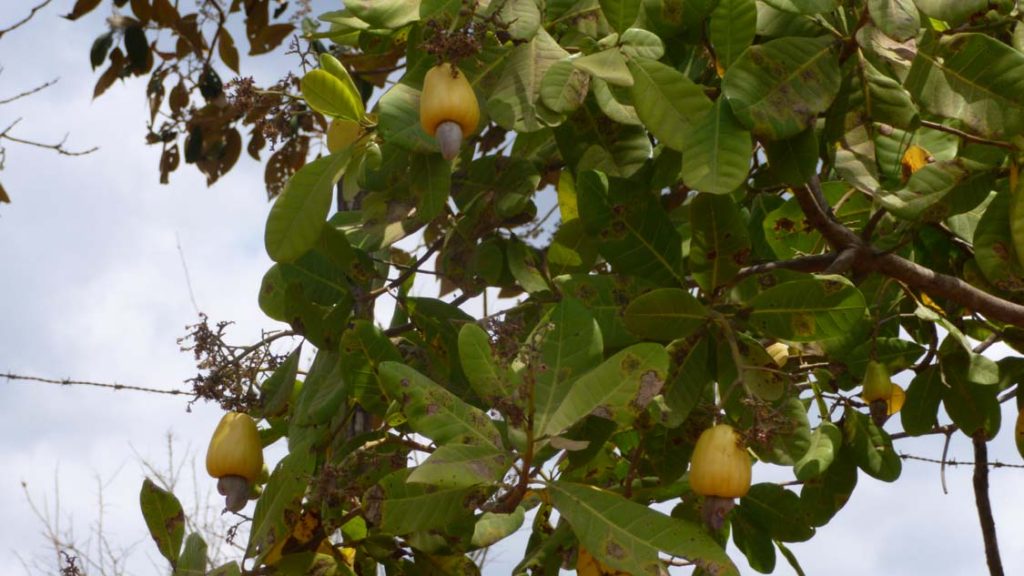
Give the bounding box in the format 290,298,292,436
206,412,264,512
419,63,479,161
689,424,751,530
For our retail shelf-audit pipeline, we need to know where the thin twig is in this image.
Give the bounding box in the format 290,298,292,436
0,77,59,105
0,0,54,39
920,119,1015,150
3,372,192,396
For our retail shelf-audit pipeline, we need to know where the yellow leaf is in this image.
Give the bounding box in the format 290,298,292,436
901,144,931,179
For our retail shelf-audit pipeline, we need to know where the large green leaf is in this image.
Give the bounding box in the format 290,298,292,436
378,83,438,154
874,160,972,222
911,0,987,27
761,0,836,13
709,0,757,70
939,336,1001,437
661,336,715,426
265,151,351,263
731,509,776,573
738,483,815,542
623,288,709,341
793,422,841,480
528,298,604,435
549,482,738,576
487,29,568,132
259,345,302,417
249,451,315,562
748,275,867,342
340,320,402,415
867,0,918,41
371,469,480,535
690,192,752,293
540,59,590,113
761,181,871,259
681,100,753,195
799,446,858,527
459,323,519,406
600,0,642,32
574,49,634,87
406,443,512,488
974,187,1024,292
345,0,420,27
901,364,944,436
472,507,526,548
292,349,346,426
843,409,901,482
410,153,451,222
544,343,670,435
723,36,841,140
904,32,1024,139
627,58,712,151
554,273,650,350
174,533,207,576
577,170,686,286
301,69,362,121
379,361,503,448
139,479,184,568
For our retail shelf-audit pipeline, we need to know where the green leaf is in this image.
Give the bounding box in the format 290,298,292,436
799,446,858,527
939,337,1001,437
265,151,351,263
709,0,757,70
911,0,987,26
410,153,450,222
482,0,541,40
738,483,815,542
378,83,438,153
259,345,302,417
600,0,642,32
407,443,512,488
174,533,207,576
372,469,479,535
472,507,526,548
379,361,503,448
340,320,402,415
761,182,871,259
544,343,670,435
661,336,714,426
548,219,600,276
731,510,776,573
301,69,362,121
540,59,590,114
249,451,315,562
345,0,420,27
974,187,1024,292
761,0,836,13
905,32,1024,139
549,482,738,576
139,479,184,567
623,288,708,342
507,236,551,294
554,274,651,350
793,422,841,480
627,58,712,151
487,29,569,132
723,36,841,140
619,28,665,60
577,170,686,286
901,365,944,436
292,349,345,426
859,55,919,129
459,323,519,406
690,192,752,292
762,126,819,186
208,563,241,576
748,275,867,342
529,298,604,435
574,49,634,87
756,396,812,465
868,0,919,41
875,160,971,222
843,409,901,482
681,100,753,195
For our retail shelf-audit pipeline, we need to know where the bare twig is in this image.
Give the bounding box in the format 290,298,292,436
920,119,1015,150
0,77,59,105
0,0,54,39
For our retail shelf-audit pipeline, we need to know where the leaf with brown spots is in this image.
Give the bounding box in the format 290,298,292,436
543,343,669,436
139,478,185,567
407,443,512,488
379,361,503,449
550,482,738,576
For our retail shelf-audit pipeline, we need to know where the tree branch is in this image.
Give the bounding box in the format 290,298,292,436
973,432,1004,576
0,77,59,105
0,0,53,40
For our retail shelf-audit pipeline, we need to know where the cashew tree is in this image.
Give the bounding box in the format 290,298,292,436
72,0,1024,574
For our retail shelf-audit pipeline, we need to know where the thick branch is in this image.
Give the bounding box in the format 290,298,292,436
792,184,1024,327
973,432,1004,576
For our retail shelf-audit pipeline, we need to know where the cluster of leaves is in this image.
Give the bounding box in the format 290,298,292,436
111,0,1024,575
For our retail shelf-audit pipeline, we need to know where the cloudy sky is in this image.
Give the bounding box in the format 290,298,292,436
1,2,1023,576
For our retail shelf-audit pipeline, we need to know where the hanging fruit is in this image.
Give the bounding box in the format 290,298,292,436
206,412,264,512
765,342,790,367
886,383,906,416
419,63,479,161
689,424,751,530
862,360,895,426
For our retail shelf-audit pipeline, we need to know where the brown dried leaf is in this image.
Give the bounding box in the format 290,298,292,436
93,49,125,99
218,29,240,74
64,0,102,20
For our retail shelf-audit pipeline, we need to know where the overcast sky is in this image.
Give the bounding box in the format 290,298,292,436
1,3,1023,576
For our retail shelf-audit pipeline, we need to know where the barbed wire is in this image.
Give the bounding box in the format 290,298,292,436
900,452,1024,470
2,372,192,396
